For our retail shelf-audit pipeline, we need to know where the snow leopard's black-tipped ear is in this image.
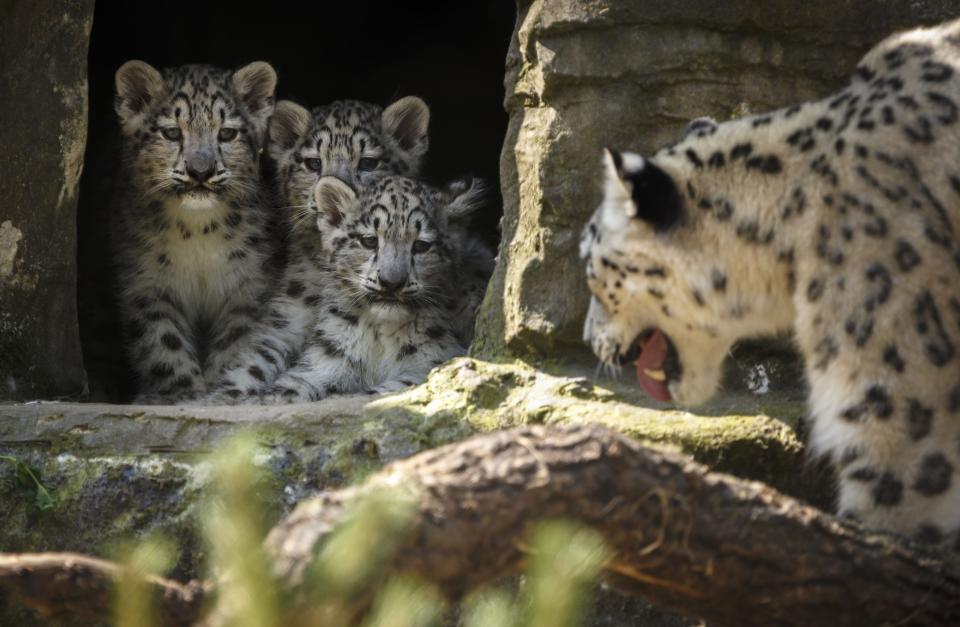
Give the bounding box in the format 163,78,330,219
115,60,164,132
383,96,430,155
681,116,719,140
602,148,683,231
269,100,312,160
442,175,486,223
313,176,357,228
232,61,277,123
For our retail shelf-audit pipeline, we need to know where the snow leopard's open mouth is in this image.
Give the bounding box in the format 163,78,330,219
622,329,681,402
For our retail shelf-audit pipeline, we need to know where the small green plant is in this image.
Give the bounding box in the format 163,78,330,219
113,433,608,626
463,522,608,627
0,454,57,510
203,435,283,627
112,536,177,627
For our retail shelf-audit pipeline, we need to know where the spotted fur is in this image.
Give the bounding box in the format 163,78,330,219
112,61,277,402
581,19,960,542
268,97,430,218
208,175,493,403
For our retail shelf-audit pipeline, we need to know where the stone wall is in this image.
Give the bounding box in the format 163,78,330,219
0,0,93,400
474,0,960,359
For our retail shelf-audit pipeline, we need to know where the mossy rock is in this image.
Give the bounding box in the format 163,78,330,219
1,357,819,625
0,358,820,559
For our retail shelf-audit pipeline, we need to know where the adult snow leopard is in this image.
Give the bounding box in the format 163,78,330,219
581,19,960,543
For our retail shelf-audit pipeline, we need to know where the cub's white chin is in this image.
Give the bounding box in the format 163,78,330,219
367,301,412,322
180,190,219,211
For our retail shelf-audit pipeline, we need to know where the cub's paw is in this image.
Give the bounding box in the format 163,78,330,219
367,379,416,395
259,387,307,405
197,388,261,406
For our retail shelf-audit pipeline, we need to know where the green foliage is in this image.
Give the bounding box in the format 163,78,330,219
0,454,57,510
524,521,608,627
113,433,607,626
304,484,417,603
462,589,516,627
203,435,282,627
365,579,442,627
112,536,177,627
463,522,608,627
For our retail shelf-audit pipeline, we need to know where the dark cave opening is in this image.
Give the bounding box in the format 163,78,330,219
77,0,515,401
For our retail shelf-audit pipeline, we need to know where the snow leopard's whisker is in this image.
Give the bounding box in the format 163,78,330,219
592,361,605,381
141,179,177,199
289,208,317,231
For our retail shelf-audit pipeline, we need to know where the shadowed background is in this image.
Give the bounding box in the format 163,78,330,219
77,1,515,400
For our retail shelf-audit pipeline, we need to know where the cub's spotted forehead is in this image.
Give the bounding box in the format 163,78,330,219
351,177,442,228
311,100,382,130
156,65,241,122
161,65,234,101
302,100,387,155
368,178,430,211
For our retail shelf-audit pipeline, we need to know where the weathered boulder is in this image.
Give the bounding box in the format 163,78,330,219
0,0,93,400
474,0,960,358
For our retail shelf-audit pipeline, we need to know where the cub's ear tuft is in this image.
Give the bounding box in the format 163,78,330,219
601,149,682,231
442,175,486,223
233,61,277,120
383,96,430,156
681,116,718,140
313,176,358,229
268,100,312,160
115,60,164,131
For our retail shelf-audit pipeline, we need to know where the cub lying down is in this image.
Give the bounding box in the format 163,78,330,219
210,175,493,403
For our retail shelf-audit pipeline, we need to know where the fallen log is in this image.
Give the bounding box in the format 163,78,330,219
267,424,960,627
0,552,207,625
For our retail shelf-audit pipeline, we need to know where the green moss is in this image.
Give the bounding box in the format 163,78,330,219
371,357,808,480
0,354,825,612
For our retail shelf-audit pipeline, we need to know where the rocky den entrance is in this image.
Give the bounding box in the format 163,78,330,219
1,2,957,625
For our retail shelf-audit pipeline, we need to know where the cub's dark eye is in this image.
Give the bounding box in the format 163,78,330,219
161,127,182,141
218,127,239,142
305,158,323,172
357,157,380,172
412,240,432,254
360,235,379,250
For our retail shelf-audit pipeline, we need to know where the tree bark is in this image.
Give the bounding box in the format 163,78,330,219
266,424,960,627
0,553,207,625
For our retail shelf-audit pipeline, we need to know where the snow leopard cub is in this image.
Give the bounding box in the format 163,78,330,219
210,175,493,403
112,60,277,402
267,96,430,214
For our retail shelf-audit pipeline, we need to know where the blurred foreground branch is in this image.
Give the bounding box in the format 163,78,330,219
0,552,207,625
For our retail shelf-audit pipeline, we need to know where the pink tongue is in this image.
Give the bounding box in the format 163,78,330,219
635,329,672,402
